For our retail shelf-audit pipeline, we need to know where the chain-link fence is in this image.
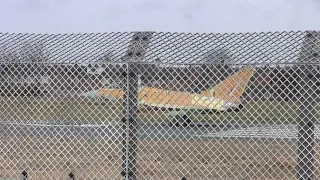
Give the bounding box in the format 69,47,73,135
0,31,319,179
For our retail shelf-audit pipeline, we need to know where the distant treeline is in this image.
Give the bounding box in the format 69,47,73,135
0,63,311,101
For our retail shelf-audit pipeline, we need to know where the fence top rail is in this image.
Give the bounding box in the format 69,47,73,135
0,61,320,66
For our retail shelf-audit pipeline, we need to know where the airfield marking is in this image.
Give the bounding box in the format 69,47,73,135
1,122,319,141
196,124,320,139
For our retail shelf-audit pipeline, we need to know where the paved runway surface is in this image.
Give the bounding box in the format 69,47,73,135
0,121,319,141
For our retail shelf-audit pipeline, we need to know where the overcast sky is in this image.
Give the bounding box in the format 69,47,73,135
0,0,319,34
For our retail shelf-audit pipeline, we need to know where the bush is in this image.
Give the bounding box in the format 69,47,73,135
0,84,39,97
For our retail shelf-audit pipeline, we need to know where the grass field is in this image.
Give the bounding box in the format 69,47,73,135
0,135,319,180
0,96,123,123
0,96,318,125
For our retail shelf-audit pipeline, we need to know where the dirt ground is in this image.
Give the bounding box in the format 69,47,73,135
0,135,319,180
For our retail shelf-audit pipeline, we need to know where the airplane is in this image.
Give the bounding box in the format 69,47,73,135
81,66,255,126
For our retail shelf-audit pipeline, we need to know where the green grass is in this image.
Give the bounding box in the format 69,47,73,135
0,96,319,124
0,96,122,123
137,100,320,124
194,100,299,124
190,100,320,124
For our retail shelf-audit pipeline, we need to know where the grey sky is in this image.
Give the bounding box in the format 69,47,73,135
0,0,319,34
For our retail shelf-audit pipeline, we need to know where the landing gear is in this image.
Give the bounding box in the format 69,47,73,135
234,103,244,112
168,111,193,127
226,103,244,112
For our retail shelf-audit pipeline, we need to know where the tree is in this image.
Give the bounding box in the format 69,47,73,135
18,40,48,62
202,47,234,65
96,50,115,63
0,43,20,62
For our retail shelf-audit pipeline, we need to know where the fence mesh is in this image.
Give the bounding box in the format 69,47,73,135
0,31,319,179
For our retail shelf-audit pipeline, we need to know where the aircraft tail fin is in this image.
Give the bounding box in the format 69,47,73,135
200,66,255,103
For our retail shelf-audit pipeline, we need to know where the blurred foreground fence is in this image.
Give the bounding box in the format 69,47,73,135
0,31,320,179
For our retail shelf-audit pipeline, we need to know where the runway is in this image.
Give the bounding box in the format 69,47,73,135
0,121,318,142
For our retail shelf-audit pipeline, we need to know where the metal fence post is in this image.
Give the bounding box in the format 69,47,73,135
121,31,153,180
296,31,318,180
297,64,316,180
122,63,139,180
